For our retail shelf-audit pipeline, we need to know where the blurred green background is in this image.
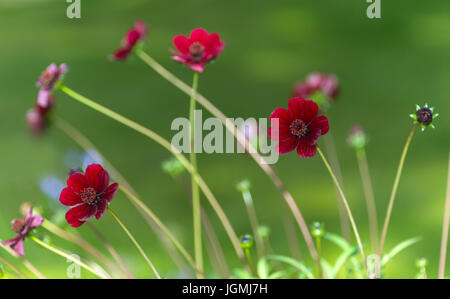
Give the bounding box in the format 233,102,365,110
1,0,449,278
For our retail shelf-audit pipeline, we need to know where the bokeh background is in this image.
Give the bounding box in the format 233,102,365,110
1,0,449,278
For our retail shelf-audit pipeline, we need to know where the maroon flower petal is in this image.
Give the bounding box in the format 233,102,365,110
85,164,109,193
270,107,292,124
276,137,299,154
102,183,119,202
173,35,190,54
303,128,322,146
297,139,317,158
287,97,303,120
269,124,292,141
60,187,82,206
65,204,89,227
288,98,319,123
67,173,89,194
95,199,108,220
310,115,330,135
112,47,132,61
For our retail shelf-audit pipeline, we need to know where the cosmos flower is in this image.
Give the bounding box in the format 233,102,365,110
171,28,225,73
36,63,69,90
292,73,339,110
59,164,118,227
111,20,147,61
410,104,439,131
2,208,44,256
269,98,329,158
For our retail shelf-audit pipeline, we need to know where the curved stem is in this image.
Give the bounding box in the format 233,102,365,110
41,219,120,277
439,149,450,279
58,85,245,264
188,72,203,277
317,146,368,275
355,147,378,253
85,222,134,279
244,248,257,276
107,208,161,278
315,236,322,279
378,125,418,258
0,241,46,278
30,236,109,279
135,50,317,262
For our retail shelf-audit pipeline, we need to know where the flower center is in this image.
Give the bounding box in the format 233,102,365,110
189,42,204,62
11,219,25,233
40,71,56,86
80,187,97,204
416,107,433,126
290,119,308,137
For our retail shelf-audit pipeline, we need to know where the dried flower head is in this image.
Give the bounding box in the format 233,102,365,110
59,164,118,227
171,28,225,73
2,208,43,256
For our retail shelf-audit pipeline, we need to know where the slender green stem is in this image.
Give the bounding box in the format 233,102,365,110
378,125,418,258
58,85,245,265
241,190,265,258
119,185,199,274
317,146,368,275
86,222,134,279
189,72,203,277
0,241,46,278
30,236,109,279
355,148,378,253
324,133,351,241
41,219,119,277
439,149,450,279
135,50,318,263
0,256,28,278
107,208,161,278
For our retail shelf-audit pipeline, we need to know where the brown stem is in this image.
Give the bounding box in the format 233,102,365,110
439,149,450,279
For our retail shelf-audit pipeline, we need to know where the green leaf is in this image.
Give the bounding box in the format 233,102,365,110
330,246,358,278
320,259,333,278
257,258,270,279
266,255,314,279
232,268,255,279
382,236,422,266
268,270,288,279
324,232,352,251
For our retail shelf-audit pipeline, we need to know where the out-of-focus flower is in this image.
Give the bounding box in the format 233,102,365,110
292,73,339,110
36,63,68,90
2,208,44,256
171,28,225,73
410,104,438,131
310,222,325,238
59,164,118,227
161,157,185,178
111,20,147,61
347,124,368,150
36,88,54,112
26,108,48,135
269,98,329,158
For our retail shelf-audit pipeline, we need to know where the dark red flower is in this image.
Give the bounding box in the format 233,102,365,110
292,73,339,101
59,164,118,227
2,208,43,256
269,98,329,158
111,20,147,61
171,28,225,73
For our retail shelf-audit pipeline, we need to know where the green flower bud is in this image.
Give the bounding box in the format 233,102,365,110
311,222,325,238
240,234,254,249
